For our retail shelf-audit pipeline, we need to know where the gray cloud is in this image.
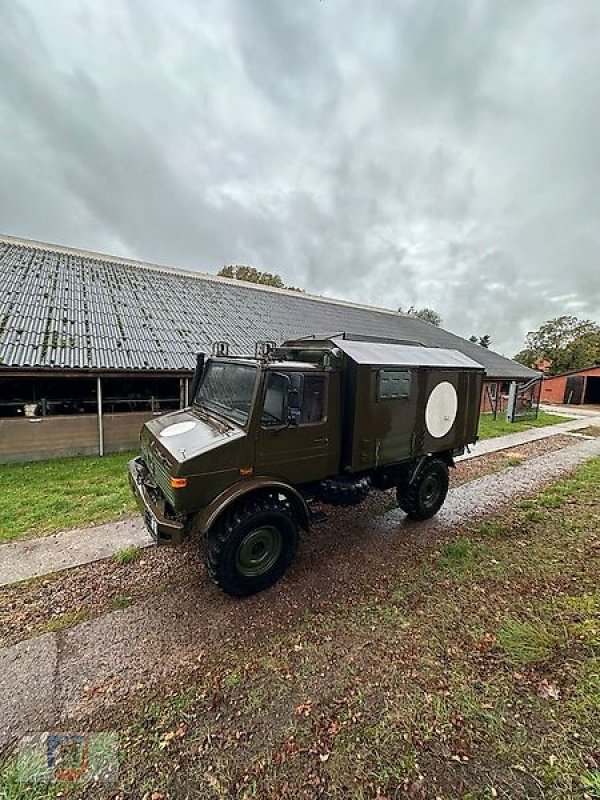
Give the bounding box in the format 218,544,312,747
0,0,599,356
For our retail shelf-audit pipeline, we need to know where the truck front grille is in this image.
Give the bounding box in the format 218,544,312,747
141,442,175,505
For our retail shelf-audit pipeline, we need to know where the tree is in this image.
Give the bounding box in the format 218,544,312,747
469,334,491,348
514,315,600,375
399,306,442,327
218,265,303,292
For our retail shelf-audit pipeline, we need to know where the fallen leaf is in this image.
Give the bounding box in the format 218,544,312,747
295,700,313,716
538,679,561,700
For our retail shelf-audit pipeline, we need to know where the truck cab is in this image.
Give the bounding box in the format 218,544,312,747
129,336,484,596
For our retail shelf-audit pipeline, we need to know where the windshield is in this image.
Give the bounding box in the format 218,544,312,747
194,362,257,426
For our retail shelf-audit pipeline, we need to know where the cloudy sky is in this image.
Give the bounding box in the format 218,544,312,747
1,1,599,356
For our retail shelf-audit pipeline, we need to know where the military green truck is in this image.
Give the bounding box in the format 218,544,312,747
128,334,484,596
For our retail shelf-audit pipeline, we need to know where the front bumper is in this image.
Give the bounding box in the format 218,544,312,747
128,457,185,545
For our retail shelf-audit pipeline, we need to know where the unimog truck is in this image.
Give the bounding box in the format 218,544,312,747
128,334,484,596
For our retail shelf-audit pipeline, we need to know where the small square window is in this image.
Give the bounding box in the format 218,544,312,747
377,370,411,401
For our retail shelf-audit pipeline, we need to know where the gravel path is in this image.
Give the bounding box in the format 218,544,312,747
451,433,575,486
1,436,599,748
0,517,151,588
457,413,600,460
540,403,600,417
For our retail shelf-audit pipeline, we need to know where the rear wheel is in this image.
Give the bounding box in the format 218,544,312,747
206,494,299,596
396,458,449,520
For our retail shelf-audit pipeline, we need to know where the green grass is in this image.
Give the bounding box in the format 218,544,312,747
477,409,573,440
113,545,142,565
0,451,136,543
496,616,562,665
110,595,134,611
0,755,59,800
36,610,90,635
581,771,600,798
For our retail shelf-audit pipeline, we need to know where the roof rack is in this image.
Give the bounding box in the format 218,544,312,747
255,340,276,358
211,341,230,357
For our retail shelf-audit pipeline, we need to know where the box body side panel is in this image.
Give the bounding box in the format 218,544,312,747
344,366,483,472
348,365,420,471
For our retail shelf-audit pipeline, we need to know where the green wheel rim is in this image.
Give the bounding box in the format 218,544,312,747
236,526,283,577
421,473,441,508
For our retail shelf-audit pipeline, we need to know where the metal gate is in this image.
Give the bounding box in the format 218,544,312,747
506,377,542,423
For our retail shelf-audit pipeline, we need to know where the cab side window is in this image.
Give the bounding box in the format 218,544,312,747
261,373,327,428
261,372,288,427
295,374,327,425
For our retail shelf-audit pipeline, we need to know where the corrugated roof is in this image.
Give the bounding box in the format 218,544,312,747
332,339,484,370
0,235,539,380
542,364,600,379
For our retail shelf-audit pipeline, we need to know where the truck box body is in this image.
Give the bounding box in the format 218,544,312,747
329,338,484,473
131,332,486,595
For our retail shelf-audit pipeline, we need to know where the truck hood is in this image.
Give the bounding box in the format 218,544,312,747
143,408,245,462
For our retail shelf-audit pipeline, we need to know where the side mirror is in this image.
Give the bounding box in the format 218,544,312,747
288,386,300,409
287,386,301,426
287,376,301,426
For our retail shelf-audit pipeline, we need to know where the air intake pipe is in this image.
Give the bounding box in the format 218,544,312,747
189,353,205,404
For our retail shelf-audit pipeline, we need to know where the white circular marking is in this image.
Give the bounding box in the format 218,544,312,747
425,381,458,438
160,421,197,438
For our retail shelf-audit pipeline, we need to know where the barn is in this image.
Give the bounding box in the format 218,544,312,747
0,234,539,463
541,364,600,406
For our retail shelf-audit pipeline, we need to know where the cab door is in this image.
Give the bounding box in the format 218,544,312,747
255,371,339,484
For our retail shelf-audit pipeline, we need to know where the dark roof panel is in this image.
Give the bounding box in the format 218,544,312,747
0,237,539,380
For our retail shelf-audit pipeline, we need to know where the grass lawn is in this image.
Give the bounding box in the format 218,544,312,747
0,451,136,543
478,409,574,440
6,457,596,799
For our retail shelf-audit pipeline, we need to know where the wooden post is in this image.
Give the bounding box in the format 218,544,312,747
97,376,104,456
185,377,190,406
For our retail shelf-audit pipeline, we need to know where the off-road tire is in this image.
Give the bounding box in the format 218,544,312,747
317,475,371,507
396,458,449,520
206,494,299,596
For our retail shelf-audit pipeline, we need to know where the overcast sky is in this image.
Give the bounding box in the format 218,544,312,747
1,1,599,356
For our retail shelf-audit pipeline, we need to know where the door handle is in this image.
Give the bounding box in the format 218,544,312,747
314,436,329,445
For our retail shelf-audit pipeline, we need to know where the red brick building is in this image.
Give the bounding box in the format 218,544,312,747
541,364,600,405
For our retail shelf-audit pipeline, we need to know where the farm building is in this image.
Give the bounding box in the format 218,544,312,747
541,364,600,406
0,234,539,462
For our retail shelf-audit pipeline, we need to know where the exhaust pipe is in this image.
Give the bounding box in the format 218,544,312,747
189,353,205,403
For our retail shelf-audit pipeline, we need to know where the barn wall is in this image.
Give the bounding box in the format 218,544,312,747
0,411,153,463
541,375,567,404
542,367,600,405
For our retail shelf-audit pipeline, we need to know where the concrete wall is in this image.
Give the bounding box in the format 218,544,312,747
542,367,600,405
0,411,154,463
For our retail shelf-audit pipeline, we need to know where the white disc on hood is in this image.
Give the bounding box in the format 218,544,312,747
160,421,197,438
425,382,458,438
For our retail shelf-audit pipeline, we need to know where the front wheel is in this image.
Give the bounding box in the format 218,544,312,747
396,458,449,520
206,495,299,596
